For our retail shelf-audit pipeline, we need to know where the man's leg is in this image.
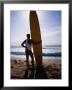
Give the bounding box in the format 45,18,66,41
26,51,29,67
25,49,29,67
29,51,34,67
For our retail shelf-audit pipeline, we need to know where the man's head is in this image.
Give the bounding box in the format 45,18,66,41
27,34,30,39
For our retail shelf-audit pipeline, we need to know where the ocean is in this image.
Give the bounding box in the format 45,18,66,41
11,45,61,60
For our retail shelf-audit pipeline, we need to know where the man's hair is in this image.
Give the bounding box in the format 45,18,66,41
27,34,30,38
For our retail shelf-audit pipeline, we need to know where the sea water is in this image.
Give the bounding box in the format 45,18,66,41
11,45,61,60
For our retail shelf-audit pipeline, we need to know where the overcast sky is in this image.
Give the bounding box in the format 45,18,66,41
10,10,61,46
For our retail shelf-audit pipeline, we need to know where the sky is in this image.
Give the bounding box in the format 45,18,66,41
10,10,61,46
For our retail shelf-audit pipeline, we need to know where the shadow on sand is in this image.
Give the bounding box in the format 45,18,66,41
35,66,48,79
22,65,48,79
22,66,34,79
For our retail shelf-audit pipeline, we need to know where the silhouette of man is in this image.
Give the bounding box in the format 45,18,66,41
21,34,41,67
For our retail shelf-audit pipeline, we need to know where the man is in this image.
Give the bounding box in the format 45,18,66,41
21,34,41,67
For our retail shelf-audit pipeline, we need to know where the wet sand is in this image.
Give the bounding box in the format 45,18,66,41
11,58,61,79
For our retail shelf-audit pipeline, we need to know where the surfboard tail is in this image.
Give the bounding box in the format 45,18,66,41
35,55,42,66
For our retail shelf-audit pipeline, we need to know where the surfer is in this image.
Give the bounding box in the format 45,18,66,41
21,34,41,67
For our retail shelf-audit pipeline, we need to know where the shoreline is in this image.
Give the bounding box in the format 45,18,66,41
11,56,61,61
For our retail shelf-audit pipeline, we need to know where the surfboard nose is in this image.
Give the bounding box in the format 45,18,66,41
30,10,36,13
30,11,37,16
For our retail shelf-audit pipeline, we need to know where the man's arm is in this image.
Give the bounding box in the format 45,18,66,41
21,40,26,47
31,39,42,44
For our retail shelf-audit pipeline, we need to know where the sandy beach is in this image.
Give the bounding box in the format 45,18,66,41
11,58,61,79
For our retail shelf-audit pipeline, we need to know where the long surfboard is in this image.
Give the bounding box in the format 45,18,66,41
30,11,42,66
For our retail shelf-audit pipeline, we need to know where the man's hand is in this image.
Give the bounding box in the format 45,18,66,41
21,44,27,49
21,40,26,47
21,44,25,48
32,40,42,44
38,40,42,43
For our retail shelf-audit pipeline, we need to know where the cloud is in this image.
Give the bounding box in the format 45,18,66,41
41,26,61,46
